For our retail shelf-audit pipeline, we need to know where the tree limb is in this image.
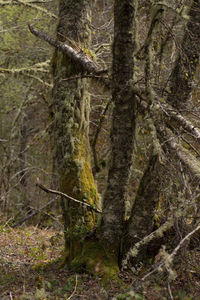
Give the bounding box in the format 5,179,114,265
36,181,102,214
157,125,200,179
12,197,57,227
28,25,104,75
142,221,200,281
161,103,200,143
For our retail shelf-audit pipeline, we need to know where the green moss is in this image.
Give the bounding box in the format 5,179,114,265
70,240,119,278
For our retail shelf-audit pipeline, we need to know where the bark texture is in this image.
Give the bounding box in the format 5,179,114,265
101,0,136,258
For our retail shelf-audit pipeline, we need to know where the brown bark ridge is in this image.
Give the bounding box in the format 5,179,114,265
101,0,136,259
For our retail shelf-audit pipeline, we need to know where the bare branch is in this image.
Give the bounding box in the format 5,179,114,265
0,60,52,86
91,99,112,173
12,197,57,227
157,126,200,179
28,25,104,75
161,103,200,143
142,222,200,281
36,181,102,214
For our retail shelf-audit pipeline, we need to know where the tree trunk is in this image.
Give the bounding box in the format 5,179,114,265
100,0,136,260
50,0,99,270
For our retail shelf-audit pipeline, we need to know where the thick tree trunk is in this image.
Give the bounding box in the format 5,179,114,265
50,0,99,269
101,0,136,260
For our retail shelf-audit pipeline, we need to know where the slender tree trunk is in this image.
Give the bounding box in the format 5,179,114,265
101,0,136,259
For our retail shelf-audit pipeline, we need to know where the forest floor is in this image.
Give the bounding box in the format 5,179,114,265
0,225,200,300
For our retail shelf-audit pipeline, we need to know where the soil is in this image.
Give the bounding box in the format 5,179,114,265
0,225,200,299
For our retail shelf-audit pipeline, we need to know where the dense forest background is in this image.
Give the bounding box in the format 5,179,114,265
1,0,200,299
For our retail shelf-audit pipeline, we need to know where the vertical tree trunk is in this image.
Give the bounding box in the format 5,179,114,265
50,0,99,266
101,0,136,259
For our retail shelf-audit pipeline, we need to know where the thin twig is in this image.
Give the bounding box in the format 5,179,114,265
168,280,174,300
68,275,78,300
61,74,108,82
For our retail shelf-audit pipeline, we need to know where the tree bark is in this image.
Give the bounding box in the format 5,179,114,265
49,0,100,269
100,0,136,259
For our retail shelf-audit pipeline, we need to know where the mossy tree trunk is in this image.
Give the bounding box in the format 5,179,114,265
50,0,99,266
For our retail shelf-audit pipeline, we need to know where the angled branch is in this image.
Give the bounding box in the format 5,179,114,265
28,25,104,75
161,103,200,143
142,221,200,281
36,181,102,214
157,125,200,179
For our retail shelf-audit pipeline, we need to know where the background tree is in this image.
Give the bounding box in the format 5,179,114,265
0,1,57,222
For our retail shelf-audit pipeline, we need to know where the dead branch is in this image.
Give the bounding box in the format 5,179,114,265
157,126,200,179
122,216,174,269
68,275,78,300
161,103,200,143
28,25,104,75
61,73,108,82
36,181,102,214
91,99,112,173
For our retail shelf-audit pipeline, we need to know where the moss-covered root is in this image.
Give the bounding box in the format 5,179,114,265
63,239,119,279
